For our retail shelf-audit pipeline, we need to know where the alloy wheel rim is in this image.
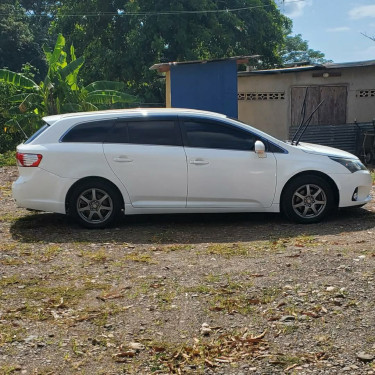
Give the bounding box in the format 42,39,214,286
292,184,327,219
77,188,113,224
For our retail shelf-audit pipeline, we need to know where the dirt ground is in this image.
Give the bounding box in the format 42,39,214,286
1,166,375,375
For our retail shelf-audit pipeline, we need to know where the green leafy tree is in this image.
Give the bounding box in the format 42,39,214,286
0,82,24,153
281,34,331,65
0,1,42,72
0,34,138,140
53,0,291,103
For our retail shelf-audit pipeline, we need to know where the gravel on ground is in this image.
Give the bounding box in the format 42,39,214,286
1,166,375,375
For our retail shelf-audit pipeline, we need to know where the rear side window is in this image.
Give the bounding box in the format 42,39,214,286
106,120,181,146
61,120,113,142
182,120,256,151
24,123,49,144
106,121,128,143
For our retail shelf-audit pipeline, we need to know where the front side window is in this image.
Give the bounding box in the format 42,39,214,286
182,120,256,151
61,120,113,142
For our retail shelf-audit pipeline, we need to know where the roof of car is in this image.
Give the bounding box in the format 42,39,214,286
42,108,227,125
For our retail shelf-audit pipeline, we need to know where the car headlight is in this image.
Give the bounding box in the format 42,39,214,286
329,157,367,173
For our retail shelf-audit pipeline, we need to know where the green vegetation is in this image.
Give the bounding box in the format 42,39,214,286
281,33,331,64
206,243,251,258
0,34,137,138
0,1,329,152
0,151,16,166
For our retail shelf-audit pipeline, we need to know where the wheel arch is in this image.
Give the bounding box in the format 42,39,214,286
280,171,340,212
65,176,125,214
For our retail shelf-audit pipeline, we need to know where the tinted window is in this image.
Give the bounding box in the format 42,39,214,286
106,121,128,143
25,123,49,144
268,142,286,153
61,120,113,142
106,120,180,146
183,120,256,151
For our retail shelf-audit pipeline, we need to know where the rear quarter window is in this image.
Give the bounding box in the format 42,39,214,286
24,123,49,144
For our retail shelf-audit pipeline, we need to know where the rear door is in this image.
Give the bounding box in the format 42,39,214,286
103,117,187,208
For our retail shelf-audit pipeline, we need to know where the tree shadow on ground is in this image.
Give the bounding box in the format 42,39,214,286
10,206,375,245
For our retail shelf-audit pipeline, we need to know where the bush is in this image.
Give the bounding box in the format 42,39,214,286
0,132,23,154
0,150,16,166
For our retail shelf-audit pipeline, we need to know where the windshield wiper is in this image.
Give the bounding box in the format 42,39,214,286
291,87,309,145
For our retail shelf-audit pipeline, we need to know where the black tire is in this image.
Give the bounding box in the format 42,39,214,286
281,175,334,224
69,179,122,229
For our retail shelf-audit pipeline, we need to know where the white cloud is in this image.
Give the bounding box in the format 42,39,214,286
349,5,375,19
282,0,313,18
326,27,351,32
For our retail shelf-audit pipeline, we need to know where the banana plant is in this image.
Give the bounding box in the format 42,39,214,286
0,34,138,137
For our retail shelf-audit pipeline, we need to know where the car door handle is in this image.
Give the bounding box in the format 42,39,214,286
190,159,209,165
113,156,133,162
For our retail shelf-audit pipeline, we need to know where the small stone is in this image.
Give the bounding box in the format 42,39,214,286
92,338,101,345
200,327,212,336
326,286,335,292
24,335,38,343
200,323,212,336
128,342,145,351
280,315,296,322
357,352,375,362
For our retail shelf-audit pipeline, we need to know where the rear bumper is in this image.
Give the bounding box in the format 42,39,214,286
12,168,76,214
330,171,372,207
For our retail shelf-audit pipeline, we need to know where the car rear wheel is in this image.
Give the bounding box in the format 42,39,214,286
282,175,334,223
69,180,122,228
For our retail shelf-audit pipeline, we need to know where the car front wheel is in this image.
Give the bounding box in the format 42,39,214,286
69,180,122,229
282,175,334,223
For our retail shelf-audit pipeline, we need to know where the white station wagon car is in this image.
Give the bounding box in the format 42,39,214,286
13,108,372,228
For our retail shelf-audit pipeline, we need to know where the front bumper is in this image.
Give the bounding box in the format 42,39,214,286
330,170,372,207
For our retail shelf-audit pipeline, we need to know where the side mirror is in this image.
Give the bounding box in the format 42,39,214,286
254,140,266,158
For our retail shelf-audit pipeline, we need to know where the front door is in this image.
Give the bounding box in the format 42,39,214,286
181,119,277,208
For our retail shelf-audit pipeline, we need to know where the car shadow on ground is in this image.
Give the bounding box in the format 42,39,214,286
10,206,375,245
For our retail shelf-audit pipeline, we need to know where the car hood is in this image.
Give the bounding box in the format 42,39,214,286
294,142,358,159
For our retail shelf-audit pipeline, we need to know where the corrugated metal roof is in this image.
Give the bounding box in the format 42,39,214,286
150,55,259,72
238,59,375,76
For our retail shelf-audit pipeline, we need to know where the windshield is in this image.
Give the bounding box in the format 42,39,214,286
24,122,50,144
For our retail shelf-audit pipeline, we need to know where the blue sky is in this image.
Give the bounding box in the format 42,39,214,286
278,0,375,63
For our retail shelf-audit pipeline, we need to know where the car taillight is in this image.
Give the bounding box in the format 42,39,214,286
16,152,43,167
